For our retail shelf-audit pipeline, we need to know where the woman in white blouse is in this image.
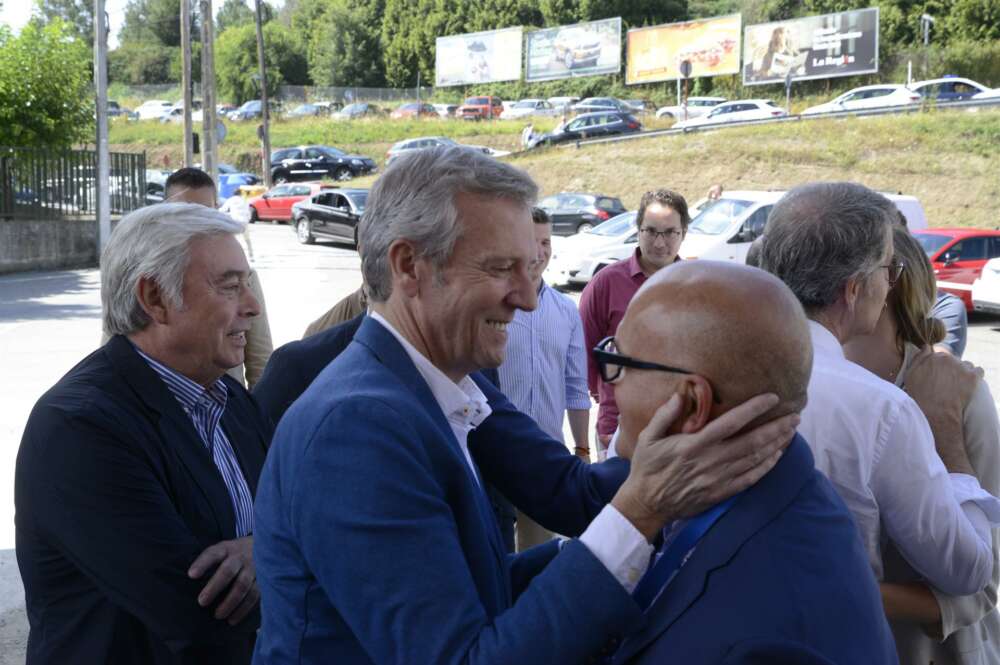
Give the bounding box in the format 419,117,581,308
845,225,1000,665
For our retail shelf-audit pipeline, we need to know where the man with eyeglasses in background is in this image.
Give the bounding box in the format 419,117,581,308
580,189,689,459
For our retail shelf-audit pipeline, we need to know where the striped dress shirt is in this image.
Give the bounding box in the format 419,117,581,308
134,347,255,538
499,281,591,442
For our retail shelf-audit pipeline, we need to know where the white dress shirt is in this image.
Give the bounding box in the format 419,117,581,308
799,321,1000,596
370,312,652,592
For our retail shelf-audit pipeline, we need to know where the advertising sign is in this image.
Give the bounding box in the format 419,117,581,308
626,14,741,85
525,18,622,83
435,27,523,87
743,7,879,85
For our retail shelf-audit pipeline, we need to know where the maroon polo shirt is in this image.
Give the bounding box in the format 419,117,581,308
579,249,650,439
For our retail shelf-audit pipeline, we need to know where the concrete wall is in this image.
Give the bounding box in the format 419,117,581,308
0,218,118,275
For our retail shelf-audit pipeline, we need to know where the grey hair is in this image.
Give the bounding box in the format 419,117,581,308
101,202,245,336
359,145,538,302
759,182,895,315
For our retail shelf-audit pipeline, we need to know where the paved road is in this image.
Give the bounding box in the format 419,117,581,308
1,222,998,662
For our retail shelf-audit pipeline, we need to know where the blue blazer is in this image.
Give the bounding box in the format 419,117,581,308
253,316,641,664
608,435,898,665
16,335,271,664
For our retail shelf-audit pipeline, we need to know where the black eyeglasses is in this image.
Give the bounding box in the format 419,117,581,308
639,227,683,241
881,259,905,287
592,337,721,403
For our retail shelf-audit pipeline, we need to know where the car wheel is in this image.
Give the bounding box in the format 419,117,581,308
564,51,575,69
333,166,351,181
659,111,674,120
296,217,315,245
248,206,258,224
577,222,594,234
273,172,289,184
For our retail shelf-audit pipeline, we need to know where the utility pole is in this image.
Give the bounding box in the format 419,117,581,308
180,0,194,166
94,0,110,252
200,0,218,185
254,0,272,188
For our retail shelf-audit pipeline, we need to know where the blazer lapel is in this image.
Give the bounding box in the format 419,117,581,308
613,436,815,665
353,318,509,571
105,335,238,539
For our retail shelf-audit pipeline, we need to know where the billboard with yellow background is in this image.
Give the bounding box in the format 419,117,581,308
627,14,741,84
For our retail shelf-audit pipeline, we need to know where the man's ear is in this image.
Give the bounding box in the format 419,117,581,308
679,376,714,434
135,276,171,325
843,274,863,315
386,239,420,297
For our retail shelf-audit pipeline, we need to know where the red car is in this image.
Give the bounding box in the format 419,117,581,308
249,183,334,223
389,103,438,120
457,96,503,120
913,228,1000,310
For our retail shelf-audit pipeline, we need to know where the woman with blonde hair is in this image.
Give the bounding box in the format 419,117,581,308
845,225,1000,664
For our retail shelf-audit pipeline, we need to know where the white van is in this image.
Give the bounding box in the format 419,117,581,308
680,190,927,263
568,190,927,284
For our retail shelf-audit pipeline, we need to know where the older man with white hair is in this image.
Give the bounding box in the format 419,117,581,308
16,203,272,664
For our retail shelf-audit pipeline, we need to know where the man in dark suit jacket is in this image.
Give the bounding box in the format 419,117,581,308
600,261,896,665
252,147,800,664
16,203,272,664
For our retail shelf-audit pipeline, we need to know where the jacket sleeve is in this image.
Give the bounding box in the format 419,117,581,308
17,402,256,653
469,377,629,537
578,277,606,398
252,344,308,427
287,398,641,665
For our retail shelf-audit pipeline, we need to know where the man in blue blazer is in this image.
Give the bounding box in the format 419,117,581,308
252,147,801,665
599,260,896,665
16,204,272,664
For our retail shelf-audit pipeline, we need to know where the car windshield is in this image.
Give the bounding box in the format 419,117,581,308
466,97,489,105
347,192,368,211
913,232,954,256
590,212,636,236
342,103,364,113
688,198,754,235
513,101,536,108
317,146,346,157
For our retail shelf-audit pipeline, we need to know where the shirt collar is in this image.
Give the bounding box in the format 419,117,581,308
369,311,491,430
627,248,646,279
808,320,844,359
131,342,229,412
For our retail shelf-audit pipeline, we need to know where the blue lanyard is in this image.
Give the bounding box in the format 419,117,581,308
632,494,741,612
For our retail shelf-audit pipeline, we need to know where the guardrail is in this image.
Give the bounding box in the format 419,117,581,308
0,147,146,221
563,95,1000,149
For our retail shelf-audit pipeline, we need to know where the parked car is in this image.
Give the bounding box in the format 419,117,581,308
655,97,727,120
528,111,642,148
385,136,491,166
135,100,173,120
537,192,628,236
161,99,204,123
571,97,631,114
390,102,438,119
802,85,920,115
291,188,368,245
218,173,261,200
227,99,280,121
457,96,504,120
313,101,342,114
433,103,459,118
971,257,1000,314
656,97,723,121
565,191,927,286
500,99,559,120
544,211,637,286
673,100,787,129
270,145,376,184
144,169,172,205
553,27,601,69
106,101,133,118
912,228,1000,310
287,103,325,118
909,76,992,102
249,182,336,223
547,96,580,111
217,103,237,115
972,88,1000,100
334,102,384,120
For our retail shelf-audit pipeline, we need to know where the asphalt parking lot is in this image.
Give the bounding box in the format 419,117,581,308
0,222,998,661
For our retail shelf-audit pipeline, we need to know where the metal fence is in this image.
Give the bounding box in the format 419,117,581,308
0,147,147,221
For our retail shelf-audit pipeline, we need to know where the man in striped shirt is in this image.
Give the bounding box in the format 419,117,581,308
16,203,272,664
499,207,591,550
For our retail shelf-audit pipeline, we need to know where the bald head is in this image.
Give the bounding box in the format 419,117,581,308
614,261,811,452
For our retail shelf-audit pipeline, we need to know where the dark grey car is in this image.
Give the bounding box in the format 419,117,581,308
291,188,368,245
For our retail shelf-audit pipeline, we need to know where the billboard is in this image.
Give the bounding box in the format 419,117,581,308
525,18,622,83
435,27,523,87
627,14,742,85
743,7,879,85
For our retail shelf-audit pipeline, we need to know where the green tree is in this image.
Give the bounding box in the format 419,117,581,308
32,0,93,43
0,20,93,147
306,0,386,86
215,22,308,103
947,0,1000,41
216,0,273,33
119,0,197,48
108,41,177,84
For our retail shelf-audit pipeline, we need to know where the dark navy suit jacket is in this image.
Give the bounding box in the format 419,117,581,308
608,435,898,665
15,335,272,665
252,316,640,664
